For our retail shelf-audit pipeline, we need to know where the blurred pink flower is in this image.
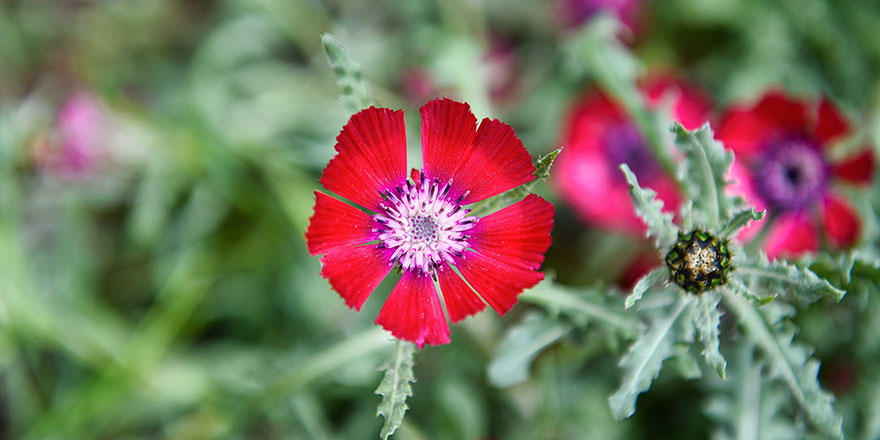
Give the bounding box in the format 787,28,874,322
37,92,105,178
554,76,711,235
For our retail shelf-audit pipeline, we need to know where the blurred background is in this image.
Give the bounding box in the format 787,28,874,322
2,0,880,438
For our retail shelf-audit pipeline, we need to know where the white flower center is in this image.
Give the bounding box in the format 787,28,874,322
374,175,478,274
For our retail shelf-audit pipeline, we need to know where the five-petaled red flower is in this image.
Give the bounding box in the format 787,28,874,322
305,98,554,348
717,91,876,257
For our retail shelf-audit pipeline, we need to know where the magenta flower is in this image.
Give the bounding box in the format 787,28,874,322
55,92,103,176
717,91,876,257
305,98,554,348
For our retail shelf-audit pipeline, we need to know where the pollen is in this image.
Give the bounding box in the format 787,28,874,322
665,229,731,294
373,173,478,275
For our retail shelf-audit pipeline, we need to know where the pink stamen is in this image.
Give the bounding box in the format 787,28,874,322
374,176,478,275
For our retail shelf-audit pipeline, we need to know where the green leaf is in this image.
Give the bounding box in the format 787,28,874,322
705,344,805,440
609,295,694,419
626,267,666,309
720,207,765,238
695,292,726,379
518,279,640,339
722,289,843,439
375,340,416,440
487,313,573,388
620,164,678,250
671,122,735,225
736,253,845,303
321,33,370,113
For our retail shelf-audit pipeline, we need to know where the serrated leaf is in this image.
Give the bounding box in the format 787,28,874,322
667,350,703,380
375,340,416,440
626,268,666,309
722,289,843,439
672,122,735,225
321,33,370,113
736,253,845,303
620,164,678,250
696,292,727,379
720,207,765,238
609,295,694,419
487,313,573,388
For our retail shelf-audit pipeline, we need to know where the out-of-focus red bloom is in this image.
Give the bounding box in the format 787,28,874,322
559,0,643,32
717,91,876,258
305,99,554,348
554,77,711,235
35,92,104,177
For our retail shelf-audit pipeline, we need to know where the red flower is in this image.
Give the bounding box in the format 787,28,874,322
305,99,554,348
554,77,711,235
717,91,876,257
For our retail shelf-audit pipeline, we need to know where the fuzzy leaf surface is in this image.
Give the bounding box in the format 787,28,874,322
737,253,845,303
487,313,573,388
722,289,842,439
626,268,667,309
609,295,694,419
375,340,416,440
620,164,677,250
720,207,765,238
672,123,735,225
696,292,726,379
519,279,639,339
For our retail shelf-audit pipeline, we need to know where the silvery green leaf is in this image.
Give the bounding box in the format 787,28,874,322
620,164,678,250
609,295,694,419
705,344,805,440
736,253,845,303
696,292,727,379
321,33,370,112
626,268,667,309
375,340,416,440
519,279,639,339
720,207,765,238
487,312,573,388
672,122,735,225
722,289,843,439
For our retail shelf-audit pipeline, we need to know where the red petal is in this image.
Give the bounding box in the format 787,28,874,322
815,98,850,144
320,245,393,311
717,92,808,160
320,107,407,212
641,75,711,131
823,196,860,248
375,271,451,348
832,149,875,185
305,191,377,255
752,91,808,133
469,194,554,270
437,263,486,323
763,214,819,259
420,98,535,204
456,252,544,316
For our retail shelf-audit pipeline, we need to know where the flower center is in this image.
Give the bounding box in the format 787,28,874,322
602,122,659,181
752,138,828,211
374,174,478,275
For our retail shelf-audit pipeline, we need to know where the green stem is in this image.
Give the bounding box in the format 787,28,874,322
519,287,640,336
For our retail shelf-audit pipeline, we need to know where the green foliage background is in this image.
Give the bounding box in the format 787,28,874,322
1,0,880,439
